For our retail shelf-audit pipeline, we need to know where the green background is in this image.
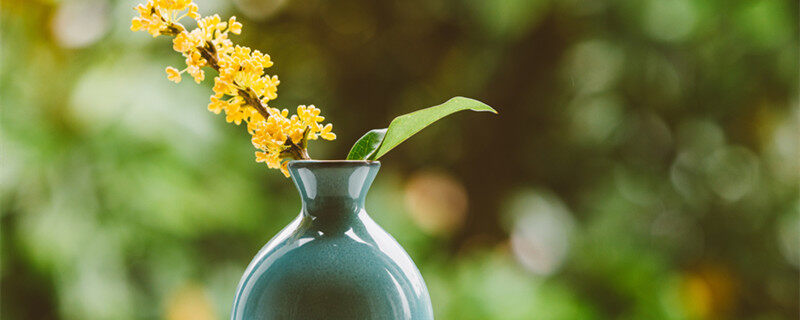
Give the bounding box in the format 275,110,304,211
2,0,798,319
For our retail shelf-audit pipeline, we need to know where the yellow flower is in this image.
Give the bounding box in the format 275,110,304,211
155,0,191,11
186,65,204,83
172,31,197,53
320,124,336,140
165,66,182,83
186,3,200,19
208,96,225,114
131,0,192,37
130,18,145,32
132,0,336,176
228,17,242,34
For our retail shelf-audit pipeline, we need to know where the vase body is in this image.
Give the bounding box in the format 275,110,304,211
230,160,434,320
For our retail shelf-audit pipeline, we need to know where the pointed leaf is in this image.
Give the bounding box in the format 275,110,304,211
346,128,387,160
372,96,496,159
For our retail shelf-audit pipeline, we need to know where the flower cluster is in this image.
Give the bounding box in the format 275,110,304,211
131,0,199,37
131,0,335,176
250,105,335,173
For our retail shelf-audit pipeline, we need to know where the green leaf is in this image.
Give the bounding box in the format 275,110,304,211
346,128,387,160
345,96,497,161
372,96,496,159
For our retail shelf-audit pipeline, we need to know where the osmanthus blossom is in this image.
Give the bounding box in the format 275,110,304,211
131,0,335,176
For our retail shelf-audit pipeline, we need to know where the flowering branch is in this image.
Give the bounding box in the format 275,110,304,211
131,0,334,175
161,23,274,123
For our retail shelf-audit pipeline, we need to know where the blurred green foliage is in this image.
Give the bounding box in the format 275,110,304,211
1,0,798,319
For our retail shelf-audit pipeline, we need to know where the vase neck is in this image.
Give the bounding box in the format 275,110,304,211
288,161,380,220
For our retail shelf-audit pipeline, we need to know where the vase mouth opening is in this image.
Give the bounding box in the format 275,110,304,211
288,160,381,169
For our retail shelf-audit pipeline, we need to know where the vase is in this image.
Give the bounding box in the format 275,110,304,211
230,160,434,320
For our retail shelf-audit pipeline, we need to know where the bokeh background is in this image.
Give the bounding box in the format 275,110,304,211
2,0,799,319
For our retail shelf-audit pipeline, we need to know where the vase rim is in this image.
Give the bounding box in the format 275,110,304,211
288,160,381,168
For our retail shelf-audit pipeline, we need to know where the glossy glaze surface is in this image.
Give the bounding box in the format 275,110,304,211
230,161,433,320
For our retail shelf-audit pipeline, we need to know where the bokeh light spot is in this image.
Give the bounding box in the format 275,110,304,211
165,283,216,320
404,170,468,235
563,40,624,94
233,0,288,20
567,94,623,145
642,0,697,42
705,146,759,202
505,190,574,276
680,265,737,319
51,0,111,48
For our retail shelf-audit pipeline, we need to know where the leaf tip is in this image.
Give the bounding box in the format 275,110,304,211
453,96,498,114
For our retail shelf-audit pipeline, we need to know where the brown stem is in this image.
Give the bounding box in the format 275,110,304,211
295,144,311,160
280,142,311,160
198,43,220,70
237,88,271,120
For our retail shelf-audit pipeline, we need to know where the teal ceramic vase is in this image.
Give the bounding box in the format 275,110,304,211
230,160,434,320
